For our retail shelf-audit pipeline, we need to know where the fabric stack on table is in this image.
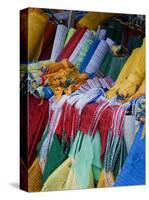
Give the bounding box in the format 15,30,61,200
20,8,146,192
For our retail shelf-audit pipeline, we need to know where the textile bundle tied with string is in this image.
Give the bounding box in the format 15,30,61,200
20,8,146,192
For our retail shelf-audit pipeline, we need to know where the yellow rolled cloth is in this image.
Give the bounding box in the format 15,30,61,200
76,12,115,30
106,39,145,99
28,8,49,61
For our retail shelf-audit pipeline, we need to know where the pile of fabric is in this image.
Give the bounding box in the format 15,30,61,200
20,8,145,192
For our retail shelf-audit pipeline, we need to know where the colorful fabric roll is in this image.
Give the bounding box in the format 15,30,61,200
75,39,93,69
50,24,68,61
64,28,76,47
39,21,57,61
96,27,107,40
69,30,94,64
106,38,115,49
79,39,100,72
114,124,145,186
57,27,87,61
85,40,110,75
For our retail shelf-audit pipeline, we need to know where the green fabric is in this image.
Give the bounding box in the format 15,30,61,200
42,134,67,183
64,28,76,47
99,51,113,75
91,131,103,181
73,132,94,188
75,39,93,69
107,55,128,81
128,36,143,54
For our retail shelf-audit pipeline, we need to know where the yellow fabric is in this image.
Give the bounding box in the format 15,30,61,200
76,12,114,30
42,59,89,101
41,158,72,191
97,170,115,188
28,158,43,192
106,39,145,99
128,79,145,101
28,8,48,61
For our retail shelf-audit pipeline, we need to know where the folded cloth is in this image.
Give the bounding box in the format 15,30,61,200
39,21,57,61
114,124,145,186
50,24,68,61
85,40,110,75
76,12,115,30
64,28,76,47
79,39,100,72
95,27,107,40
69,30,94,64
57,27,87,61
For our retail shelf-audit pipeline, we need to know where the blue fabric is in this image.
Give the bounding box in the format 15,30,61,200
114,124,145,186
79,39,100,73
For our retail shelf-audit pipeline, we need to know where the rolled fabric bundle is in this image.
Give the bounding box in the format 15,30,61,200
107,55,128,81
64,28,76,47
76,12,115,30
69,30,94,64
99,52,113,75
96,27,107,40
50,24,68,61
85,40,110,75
106,38,115,49
27,8,49,61
79,39,100,72
39,21,57,61
75,39,93,69
57,27,87,61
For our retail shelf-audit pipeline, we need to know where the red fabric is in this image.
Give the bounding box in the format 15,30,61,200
39,21,57,61
28,95,49,167
57,27,87,61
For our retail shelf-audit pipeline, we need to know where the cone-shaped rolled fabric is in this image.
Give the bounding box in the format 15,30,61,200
85,40,110,75
114,124,145,186
107,55,128,81
50,24,68,61
27,8,49,61
96,27,107,40
76,12,115,30
57,27,87,61
79,39,100,72
75,39,93,69
69,30,94,64
64,28,76,47
39,21,57,61
106,40,145,99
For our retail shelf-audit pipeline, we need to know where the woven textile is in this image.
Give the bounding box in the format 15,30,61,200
50,24,68,61
85,40,110,75
57,27,87,61
64,28,76,47
69,30,94,64
114,124,145,186
79,39,100,73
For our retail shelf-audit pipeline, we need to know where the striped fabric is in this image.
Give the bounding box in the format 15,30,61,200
64,28,76,47
75,39,93,69
69,30,94,64
85,40,110,75
106,38,115,49
50,24,68,61
79,39,100,72
57,27,87,61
